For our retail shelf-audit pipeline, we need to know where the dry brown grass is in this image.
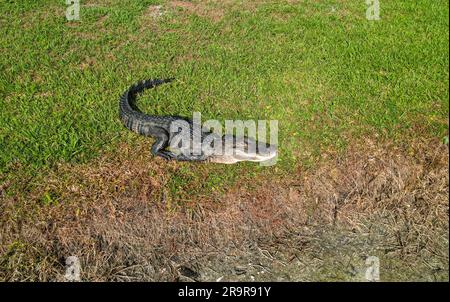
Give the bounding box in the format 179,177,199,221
0,139,448,281
167,0,271,22
168,0,226,22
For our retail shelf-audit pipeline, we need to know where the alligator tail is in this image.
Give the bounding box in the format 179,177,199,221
119,78,174,135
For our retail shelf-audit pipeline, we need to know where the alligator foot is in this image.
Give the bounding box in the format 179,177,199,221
156,151,176,161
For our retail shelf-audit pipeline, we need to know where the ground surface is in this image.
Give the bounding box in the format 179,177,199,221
0,0,448,281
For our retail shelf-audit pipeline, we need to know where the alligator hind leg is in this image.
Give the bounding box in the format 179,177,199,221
151,135,176,160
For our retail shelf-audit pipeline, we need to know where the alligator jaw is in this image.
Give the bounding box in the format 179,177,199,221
207,135,277,164
208,152,277,164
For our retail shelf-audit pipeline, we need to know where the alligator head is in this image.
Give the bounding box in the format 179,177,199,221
203,134,278,164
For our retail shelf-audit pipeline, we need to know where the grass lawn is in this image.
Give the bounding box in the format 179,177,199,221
1,0,448,173
0,0,448,281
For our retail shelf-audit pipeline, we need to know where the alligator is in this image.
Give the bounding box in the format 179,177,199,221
119,78,277,164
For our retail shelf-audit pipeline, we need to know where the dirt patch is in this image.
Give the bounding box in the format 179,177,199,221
0,139,448,281
168,0,269,22
144,5,164,19
170,1,197,11
169,0,225,22
138,4,167,33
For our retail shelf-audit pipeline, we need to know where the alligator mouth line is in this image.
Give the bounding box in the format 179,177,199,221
119,78,277,164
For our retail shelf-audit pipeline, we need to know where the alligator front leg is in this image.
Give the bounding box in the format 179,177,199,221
151,135,176,160
151,134,208,162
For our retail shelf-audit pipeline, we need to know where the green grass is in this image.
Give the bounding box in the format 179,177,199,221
1,0,448,185
0,1,448,281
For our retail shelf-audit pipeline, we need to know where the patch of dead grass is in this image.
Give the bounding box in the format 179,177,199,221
0,139,448,281
169,0,225,22
167,0,270,22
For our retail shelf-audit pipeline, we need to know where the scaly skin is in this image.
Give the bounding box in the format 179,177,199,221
119,78,210,161
119,78,277,163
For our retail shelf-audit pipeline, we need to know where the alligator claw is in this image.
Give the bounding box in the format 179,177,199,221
157,151,175,161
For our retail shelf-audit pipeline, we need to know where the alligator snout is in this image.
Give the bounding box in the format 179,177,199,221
208,135,277,164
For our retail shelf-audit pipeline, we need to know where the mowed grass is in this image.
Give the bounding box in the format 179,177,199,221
0,0,448,193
